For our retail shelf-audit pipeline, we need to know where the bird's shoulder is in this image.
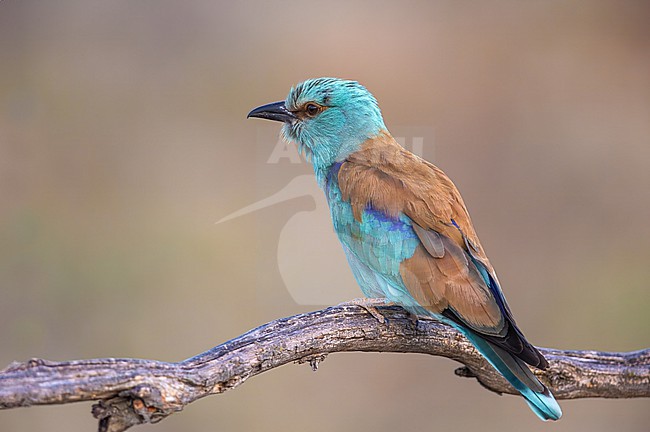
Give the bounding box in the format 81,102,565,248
338,130,489,266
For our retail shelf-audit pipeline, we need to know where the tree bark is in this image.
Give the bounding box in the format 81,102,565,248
1,305,648,432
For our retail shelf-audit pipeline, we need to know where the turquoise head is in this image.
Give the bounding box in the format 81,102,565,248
248,78,386,182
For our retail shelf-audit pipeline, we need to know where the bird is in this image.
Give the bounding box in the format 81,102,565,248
247,77,562,421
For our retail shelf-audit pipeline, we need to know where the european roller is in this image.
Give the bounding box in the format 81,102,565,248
248,78,562,420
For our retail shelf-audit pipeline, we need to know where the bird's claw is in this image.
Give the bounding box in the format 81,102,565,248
337,298,392,324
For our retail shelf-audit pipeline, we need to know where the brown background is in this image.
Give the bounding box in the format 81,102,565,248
1,1,649,431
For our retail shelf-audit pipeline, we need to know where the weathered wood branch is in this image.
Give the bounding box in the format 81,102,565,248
1,305,648,432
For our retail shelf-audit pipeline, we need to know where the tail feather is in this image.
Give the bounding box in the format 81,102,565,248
462,330,562,421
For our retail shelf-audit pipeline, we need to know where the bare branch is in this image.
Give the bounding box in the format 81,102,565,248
1,305,648,432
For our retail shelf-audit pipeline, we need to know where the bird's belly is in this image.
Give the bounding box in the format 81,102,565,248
328,193,421,306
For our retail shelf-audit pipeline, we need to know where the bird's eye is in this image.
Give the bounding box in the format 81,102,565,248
305,103,320,117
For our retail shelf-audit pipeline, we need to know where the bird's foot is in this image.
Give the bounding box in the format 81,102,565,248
406,310,420,327
337,298,393,324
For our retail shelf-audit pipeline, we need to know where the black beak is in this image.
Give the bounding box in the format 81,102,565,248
247,101,296,123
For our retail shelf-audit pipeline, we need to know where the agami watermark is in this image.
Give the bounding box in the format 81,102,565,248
218,125,434,305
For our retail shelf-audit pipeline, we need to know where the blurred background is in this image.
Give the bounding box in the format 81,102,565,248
1,1,649,431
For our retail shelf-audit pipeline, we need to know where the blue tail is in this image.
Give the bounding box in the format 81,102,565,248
462,330,562,421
